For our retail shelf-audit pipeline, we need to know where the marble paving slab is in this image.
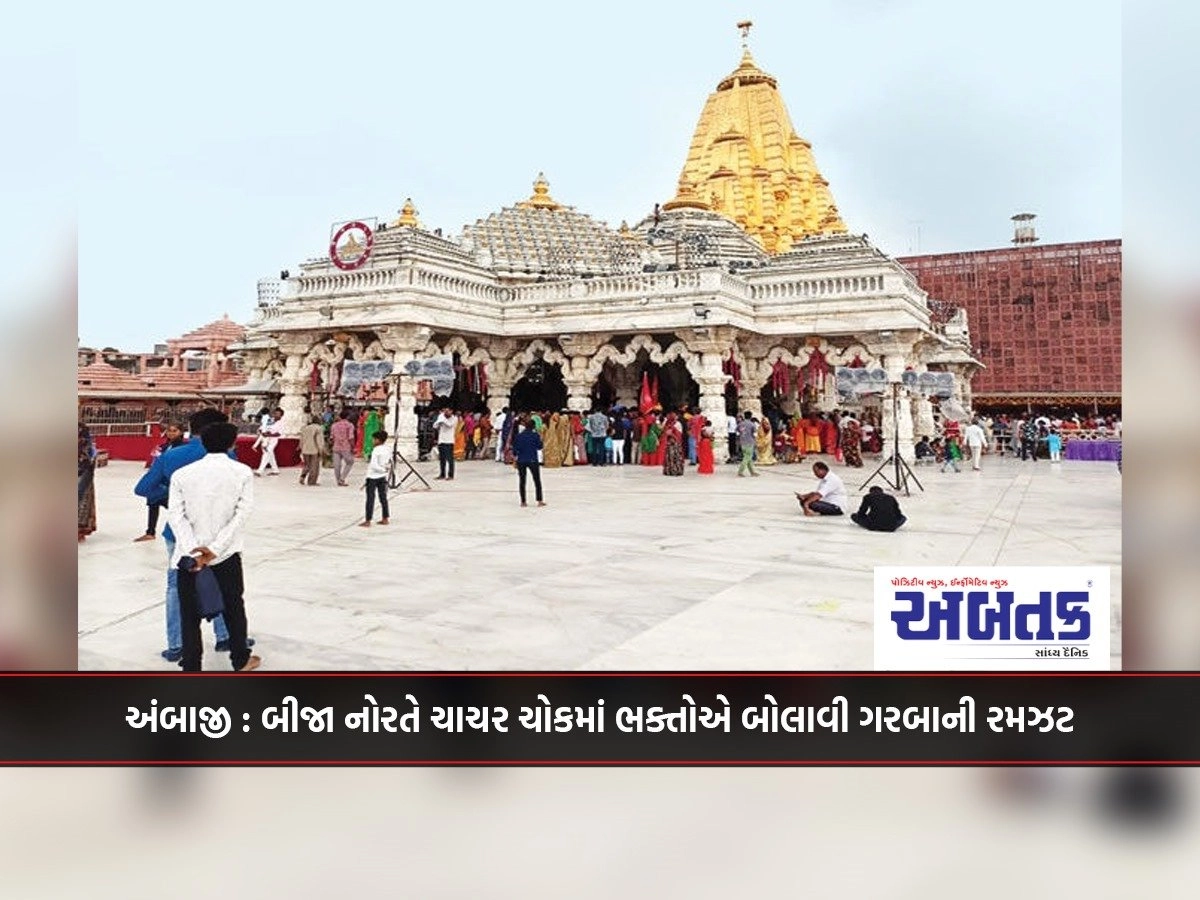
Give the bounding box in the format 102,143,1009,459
79,455,1122,670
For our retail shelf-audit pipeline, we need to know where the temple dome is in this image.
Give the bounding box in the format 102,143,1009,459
461,174,640,276
670,28,848,254
632,206,768,266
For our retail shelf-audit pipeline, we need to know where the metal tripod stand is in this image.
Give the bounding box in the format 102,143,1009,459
859,382,924,497
385,373,430,491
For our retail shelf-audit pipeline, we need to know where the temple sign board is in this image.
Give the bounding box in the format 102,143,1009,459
403,355,455,396
339,360,394,398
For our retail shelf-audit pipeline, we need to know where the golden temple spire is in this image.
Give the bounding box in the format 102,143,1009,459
392,197,420,228
517,172,563,211
669,25,847,252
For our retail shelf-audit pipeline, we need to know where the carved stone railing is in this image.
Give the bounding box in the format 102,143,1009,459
748,273,886,301
505,269,710,305
288,265,502,303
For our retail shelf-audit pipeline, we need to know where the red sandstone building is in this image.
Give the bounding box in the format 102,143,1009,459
78,316,251,460
898,238,1121,415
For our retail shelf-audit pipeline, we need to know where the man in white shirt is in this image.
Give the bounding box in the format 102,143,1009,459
360,428,393,527
432,407,458,480
255,406,284,476
795,461,849,517
963,419,987,471
726,413,739,464
167,422,260,673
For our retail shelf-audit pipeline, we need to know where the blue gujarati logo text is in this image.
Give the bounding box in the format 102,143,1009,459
890,591,1091,641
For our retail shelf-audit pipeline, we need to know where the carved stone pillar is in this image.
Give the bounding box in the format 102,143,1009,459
695,351,731,464
614,364,638,410
481,341,518,414
860,333,922,461
736,361,764,419
239,360,269,423
877,351,916,462
913,394,937,441
878,384,916,461
379,325,434,461
564,355,593,413
275,349,310,436
945,363,974,416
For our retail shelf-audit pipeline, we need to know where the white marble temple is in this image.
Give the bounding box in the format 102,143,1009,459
78,455,1121,670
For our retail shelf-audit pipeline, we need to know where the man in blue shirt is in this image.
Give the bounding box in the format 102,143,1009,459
511,415,546,507
135,407,254,662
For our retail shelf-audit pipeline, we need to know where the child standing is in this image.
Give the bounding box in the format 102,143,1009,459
360,430,392,527
1047,430,1063,463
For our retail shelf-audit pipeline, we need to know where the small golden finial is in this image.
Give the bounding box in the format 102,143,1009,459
393,197,420,228
518,172,563,211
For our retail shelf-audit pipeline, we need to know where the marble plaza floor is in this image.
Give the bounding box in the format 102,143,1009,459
78,453,1122,670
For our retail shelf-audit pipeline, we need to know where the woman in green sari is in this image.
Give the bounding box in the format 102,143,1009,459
361,407,382,460
640,413,663,467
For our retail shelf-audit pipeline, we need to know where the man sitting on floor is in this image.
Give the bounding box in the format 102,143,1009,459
914,436,935,464
850,486,907,532
795,461,848,517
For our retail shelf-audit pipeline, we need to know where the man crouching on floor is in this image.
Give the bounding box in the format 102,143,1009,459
795,461,848,517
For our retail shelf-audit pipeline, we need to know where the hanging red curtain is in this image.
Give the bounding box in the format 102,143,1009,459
479,362,488,397
802,352,831,390
722,355,742,392
309,361,320,394
771,360,789,397
848,354,865,369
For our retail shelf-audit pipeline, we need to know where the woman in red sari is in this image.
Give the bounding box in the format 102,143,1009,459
569,412,586,464
818,413,837,455
697,424,715,474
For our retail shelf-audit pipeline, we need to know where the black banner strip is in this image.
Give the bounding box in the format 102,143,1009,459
0,673,1196,765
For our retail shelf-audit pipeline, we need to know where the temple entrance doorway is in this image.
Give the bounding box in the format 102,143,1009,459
639,358,698,413
510,360,567,412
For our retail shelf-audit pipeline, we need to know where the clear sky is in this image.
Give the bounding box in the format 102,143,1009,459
70,0,1120,350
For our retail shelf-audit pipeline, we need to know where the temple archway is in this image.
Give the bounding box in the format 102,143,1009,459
510,359,567,412
641,358,699,412
591,362,619,410
584,334,702,413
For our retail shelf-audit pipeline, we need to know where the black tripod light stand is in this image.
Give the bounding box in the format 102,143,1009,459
385,373,430,491
860,381,924,497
